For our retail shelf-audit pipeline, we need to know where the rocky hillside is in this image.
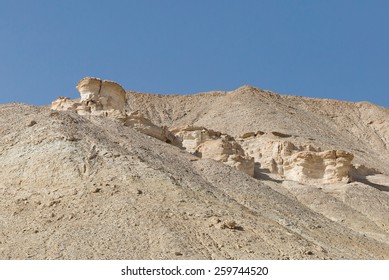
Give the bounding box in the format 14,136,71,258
0,77,388,259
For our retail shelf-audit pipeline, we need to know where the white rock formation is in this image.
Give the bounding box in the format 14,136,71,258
283,150,354,184
173,126,254,176
51,77,127,118
51,78,356,183
195,137,255,176
172,126,221,153
239,135,354,184
76,77,126,112
51,77,182,147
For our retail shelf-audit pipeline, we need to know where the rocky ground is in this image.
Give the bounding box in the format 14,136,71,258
0,81,388,259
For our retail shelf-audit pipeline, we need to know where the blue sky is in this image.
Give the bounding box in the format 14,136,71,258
0,0,388,107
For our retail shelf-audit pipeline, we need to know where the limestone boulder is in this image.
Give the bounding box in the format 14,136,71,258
51,77,127,117
195,137,254,177
76,77,126,112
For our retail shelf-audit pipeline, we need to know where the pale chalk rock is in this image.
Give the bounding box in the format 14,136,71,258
76,77,126,112
51,77,127,118
51,77,180,147
239,136,354,184
173,126,254,176
195,136,254,177
283,150,354,184
125,111,181,147
172,126,221,153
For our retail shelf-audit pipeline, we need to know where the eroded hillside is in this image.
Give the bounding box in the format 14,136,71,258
0,78,388,259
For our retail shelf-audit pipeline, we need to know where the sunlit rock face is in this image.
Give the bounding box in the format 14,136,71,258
51,77,182,148
195,136,255,177
239,136,354,184
76,77,126,112
51,77,127,116
283,150,354,184
172,126,255,177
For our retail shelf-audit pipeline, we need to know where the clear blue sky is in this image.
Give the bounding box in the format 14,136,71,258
0,0,388,107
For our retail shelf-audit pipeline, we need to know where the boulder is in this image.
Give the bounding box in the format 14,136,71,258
76,77,126,112
51,77,127,117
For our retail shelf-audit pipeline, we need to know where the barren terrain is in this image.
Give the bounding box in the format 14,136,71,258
0,81,388,259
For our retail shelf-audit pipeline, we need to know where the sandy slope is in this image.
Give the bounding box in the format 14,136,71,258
127,86,389,173
0,85,388,259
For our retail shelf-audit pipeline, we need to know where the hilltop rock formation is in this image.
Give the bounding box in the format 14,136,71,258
51,77,127,118
51,77,181,146
76,77,127,112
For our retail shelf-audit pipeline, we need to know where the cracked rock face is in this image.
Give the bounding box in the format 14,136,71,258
51,77,182,148
239,136,354,184
51,77,127,116
76,77,127,112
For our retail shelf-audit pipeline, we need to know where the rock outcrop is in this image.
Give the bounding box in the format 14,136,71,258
51,78,357,183
51,77,181,147
125,111,181,147
173,126,254,176
51,77,127,119
283,150,354,184
50,96,79,112
76,77,126,112
172,126,222,153
195,137,254,177
239,136,354,184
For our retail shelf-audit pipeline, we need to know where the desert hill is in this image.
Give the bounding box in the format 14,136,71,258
127,86,389,174
0,77,388,259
